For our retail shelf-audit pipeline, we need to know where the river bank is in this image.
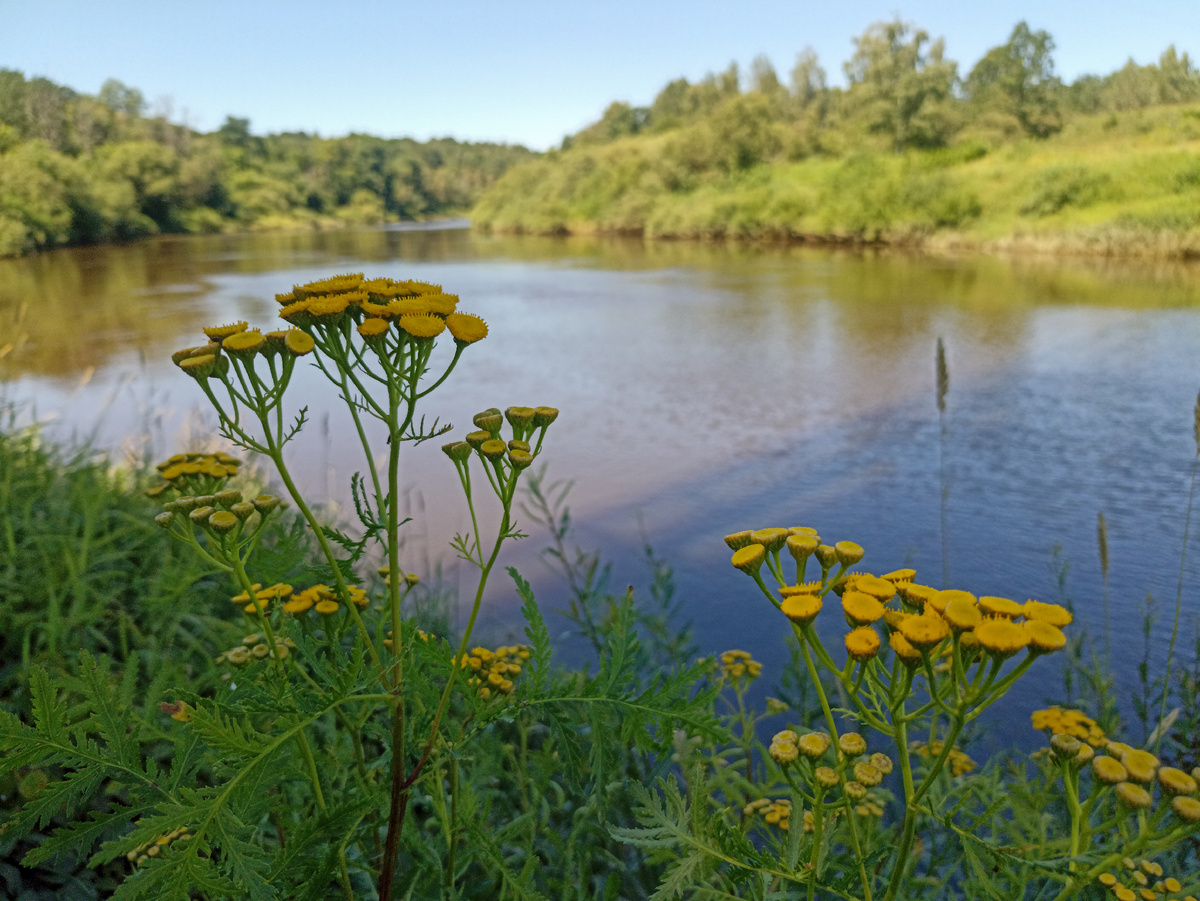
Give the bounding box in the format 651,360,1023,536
471,101,1200,261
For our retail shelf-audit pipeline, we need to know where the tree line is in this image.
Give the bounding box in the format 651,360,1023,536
0,72,534,257
471,20,1200,247
564,21,1199,160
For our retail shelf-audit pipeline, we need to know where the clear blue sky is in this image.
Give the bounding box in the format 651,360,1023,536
2,1,1198,150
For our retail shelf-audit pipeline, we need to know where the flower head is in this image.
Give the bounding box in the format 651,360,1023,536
1024,619,1066,654
781,592,822,626
853,574,897,601
203,321,249,340
731,544,766,575
1023,600,1073,627
845,626,881,662
942,595,981,633
446,312,489,343
978,596,1025,619
398,313,446,339
1157,767,1198,796
841,591,885,626
975,617,1029,658
899,612,949,651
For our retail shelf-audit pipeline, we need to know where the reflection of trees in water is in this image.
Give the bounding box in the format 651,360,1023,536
4,229,1200,383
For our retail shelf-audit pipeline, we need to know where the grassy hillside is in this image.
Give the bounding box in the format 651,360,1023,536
472,20,1200,258
471,102,1200,257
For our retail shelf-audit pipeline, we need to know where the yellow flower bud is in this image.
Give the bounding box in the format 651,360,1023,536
1115,782,1152,809
838,733,867,758
854,762,882,787
208,511,239,534
814,544,838,567
814,766,840,789
845,626,881,662
731,544,766,574
1171,795,1200,822
834,541,864,566
798,732,831,760
1158,766,1198,796
480,439,507,459
1093,756,1128,784
750,528,789,553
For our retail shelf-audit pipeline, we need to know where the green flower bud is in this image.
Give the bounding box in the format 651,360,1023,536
505,406,536,430
154,511,175,529
252,495,281,514
189,506,215,524
209,511,239,534
214,489,242,509
838,733,867,758
480,439,507,459
473,408,503,433
815,766,840,789
442,441,472,462
814,544,838,568
466,430,492,449
508,449,534,469
533,406,559,428
230,501,256,520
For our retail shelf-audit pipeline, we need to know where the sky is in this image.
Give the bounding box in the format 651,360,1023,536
2,1,1199,150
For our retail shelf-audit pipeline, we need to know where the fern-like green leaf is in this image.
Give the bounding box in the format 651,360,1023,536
509,566,551,694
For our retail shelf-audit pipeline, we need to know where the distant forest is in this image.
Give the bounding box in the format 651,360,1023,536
471,21,1200,254
0,71,534,256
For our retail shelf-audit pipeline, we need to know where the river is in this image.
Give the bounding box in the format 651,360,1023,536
4,224,1200,754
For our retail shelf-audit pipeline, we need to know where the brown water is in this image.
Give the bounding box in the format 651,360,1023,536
5,225,1200,750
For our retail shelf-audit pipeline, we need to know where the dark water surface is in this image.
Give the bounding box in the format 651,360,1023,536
5,225,1200,754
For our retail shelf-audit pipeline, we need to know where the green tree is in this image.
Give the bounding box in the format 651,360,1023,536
966,22,1062,138
750,54,785,97
574,101,647,146
97,140,182,229
0,69,29,137
97,78,144,117
844,19,958,151
790,47,827,109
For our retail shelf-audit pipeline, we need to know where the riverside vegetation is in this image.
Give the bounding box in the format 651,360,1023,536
0,71,532,257
471,21,1200,258
1,273,1200,899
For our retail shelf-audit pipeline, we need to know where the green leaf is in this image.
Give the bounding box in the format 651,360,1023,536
509,566,551,694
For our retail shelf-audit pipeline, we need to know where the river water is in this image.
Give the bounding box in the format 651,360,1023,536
4,224,1200,754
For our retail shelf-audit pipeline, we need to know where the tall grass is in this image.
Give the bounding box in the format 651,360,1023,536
0,404,230,701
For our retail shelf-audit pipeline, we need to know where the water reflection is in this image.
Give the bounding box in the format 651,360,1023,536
5,227,1200,753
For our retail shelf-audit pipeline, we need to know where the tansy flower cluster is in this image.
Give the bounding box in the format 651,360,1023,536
216,632,296,667
170,322,315,381
147,451,241,498
227,582,370,616
452,645,531,699
1097,856,1198,901
1031,705,1110,747
719,649,763,683
273,272,488,349
727,523,1073,676
1070,739,1200,823
154,491,282,544
744,797,792,831
769,728,894,823
910,740,977,776
125,826,192,866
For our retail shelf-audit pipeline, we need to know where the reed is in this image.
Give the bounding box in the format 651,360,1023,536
1158,389,1200,753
